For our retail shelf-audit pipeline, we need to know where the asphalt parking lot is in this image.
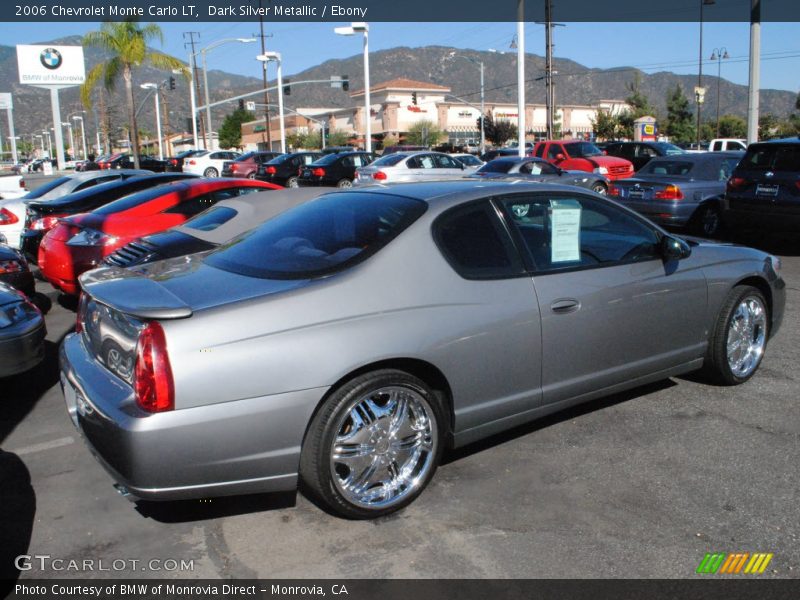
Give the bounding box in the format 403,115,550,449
1,234,798,580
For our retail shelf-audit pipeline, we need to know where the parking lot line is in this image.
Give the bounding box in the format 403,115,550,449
12,436,75,456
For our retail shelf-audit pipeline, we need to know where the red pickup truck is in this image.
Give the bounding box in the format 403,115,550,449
533,140,634,181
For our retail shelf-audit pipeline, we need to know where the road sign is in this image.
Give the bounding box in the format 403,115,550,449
246,101,256,111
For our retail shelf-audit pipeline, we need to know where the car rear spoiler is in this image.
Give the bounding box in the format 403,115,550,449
79,266,193,320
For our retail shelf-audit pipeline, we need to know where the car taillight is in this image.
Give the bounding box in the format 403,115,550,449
0,259,24,274
75,292,88,334
170,159,178,166
266,166,277,174
0,208,19,225
654,185,684,200
607,184,619,197
727,176,747,192
312,168,325,177
372,170,387,180
19,179,25,189
134,321,174,413
187,159,195,165
31,215,65,231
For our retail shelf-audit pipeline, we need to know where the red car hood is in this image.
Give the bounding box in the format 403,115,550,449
586,155,632,168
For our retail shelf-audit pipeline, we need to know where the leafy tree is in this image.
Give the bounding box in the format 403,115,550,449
796,92,800,112
717,115,747,139
699,122,716,143
758,114,780,140
406,120,443,146
326,130,351,147
664,85,695,143
617,74,657,140
590,109,620,141
381,133,400,149
80,20,187,168
480,113,517,146
218,109,255,149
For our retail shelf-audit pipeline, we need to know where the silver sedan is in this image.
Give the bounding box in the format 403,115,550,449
60,180,785,519
354,151,467,185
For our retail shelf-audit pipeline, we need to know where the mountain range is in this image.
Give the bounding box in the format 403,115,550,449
1,35,797,144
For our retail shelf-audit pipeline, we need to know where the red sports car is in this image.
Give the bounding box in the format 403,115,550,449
39,178,280,295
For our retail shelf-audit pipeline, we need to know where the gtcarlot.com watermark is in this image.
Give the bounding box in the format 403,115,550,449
15,554,194,572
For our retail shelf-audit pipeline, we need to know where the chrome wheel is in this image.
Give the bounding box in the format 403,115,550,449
330,386,437,510
726,296,767,378
591,183,607,195
698,206,721,237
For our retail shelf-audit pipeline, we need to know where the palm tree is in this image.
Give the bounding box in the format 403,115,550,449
81,21,187,169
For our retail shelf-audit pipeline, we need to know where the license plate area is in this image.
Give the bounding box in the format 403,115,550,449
756,184,779,197
303,170,311,177
628,189,645,199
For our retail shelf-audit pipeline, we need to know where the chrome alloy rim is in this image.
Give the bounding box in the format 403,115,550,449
330,386,436,509
701,208,719,236
726,296,767,378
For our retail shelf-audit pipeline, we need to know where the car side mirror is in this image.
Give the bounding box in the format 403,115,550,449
555,153,565,161
660,235,691,261
602,150,608,155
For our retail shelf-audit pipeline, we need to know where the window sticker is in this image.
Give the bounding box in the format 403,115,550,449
549,199,581,263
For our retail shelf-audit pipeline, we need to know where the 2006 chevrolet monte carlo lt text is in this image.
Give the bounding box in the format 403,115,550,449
59,180,785,519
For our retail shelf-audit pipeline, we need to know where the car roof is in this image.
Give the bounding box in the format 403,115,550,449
488,156,546,164
647,151,743,162
752,137,800,146
171,187,330,244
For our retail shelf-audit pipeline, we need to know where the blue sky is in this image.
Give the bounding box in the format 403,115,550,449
3,21,799,93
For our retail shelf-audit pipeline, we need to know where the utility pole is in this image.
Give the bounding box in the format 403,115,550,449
184,31,206,149
255,0,274,151
544,0,554,140
161,87,171,156
746,0,761,144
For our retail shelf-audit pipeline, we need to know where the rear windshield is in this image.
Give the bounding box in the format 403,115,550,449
477,160,514,174
313,153,346,166
371,154,406,167
93,183,182,215
206,192,426,279
234,152,256,162
743,145,800,171
184,206,238,231
638,160,695,176
24,177,71,199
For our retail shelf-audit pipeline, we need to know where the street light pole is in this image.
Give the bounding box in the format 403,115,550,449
450,53,486,153
516,0,526,157
63,122,75,159
710,48,729,137
71,115,87,160
697,0,716,148
199,38,257,150
256,52,286,153
334,23,371,152
141,83,164,160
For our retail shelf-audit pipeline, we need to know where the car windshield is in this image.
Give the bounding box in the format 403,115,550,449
206,192,427,279
93,184,181,215
477,160,514,174
654,143,686,156
234,152,256,162
638,160,695,176
564,142,603,158
371,154,406,167
184,206,238,231
23,176,71,199
313,153,346,166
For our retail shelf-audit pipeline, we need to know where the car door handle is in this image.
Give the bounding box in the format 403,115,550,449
551,299,581,314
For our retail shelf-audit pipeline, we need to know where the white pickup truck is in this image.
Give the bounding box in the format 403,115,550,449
0,174,27,200
709,138,747,152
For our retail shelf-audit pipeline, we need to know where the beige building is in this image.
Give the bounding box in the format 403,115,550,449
240,78,629,150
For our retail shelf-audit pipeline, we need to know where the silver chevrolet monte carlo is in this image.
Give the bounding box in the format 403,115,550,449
60,180,785,519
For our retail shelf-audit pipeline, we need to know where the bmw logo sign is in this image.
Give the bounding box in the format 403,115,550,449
40,48,63,70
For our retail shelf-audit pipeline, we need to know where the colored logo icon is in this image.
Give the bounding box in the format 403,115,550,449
696,552,773,574
40,48,63,70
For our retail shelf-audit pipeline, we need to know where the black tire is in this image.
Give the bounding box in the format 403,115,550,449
691,204,723,238
591,182,607,195
300,369,445,519
702,285,769,386
203,167,218,178
248,172,256,180
336,178,353,188
286,176,299,188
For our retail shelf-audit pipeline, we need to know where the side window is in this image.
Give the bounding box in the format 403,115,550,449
435,201,523,280
774,147,800,171
719,158,740,181
537,162,559,175
712,141,722,152
210,153,222,160
638,146,657,158
237,187,261,196
74,179,102,191
499,194,660,273
434,154,459,169
406,156,421,169
547,145,563,160
303,155,316,165
342,156,355,168
419,155,435,169
165,193,219,217
535,144,545,158
518,162,533,174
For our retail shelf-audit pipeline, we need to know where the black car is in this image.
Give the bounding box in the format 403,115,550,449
20,173,197,263
723,137,800,233
298,152,376,188
0,242,35,297
108,154,168,172
254,152,323,188
603,141,686,172
320,145,358,155
166,149,205,172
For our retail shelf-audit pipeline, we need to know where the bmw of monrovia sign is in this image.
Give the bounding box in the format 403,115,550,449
16,44,85,86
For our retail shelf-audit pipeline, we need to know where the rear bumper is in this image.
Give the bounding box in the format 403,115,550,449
60,333,329,501
0,270,35,297
723,205,800,232
297,178,336,187
615,200,695,227
0,317,46,377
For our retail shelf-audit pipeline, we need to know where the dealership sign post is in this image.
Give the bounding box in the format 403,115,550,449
0,93,17,164
16,45,86,170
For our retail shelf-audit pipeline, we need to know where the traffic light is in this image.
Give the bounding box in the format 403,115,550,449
283,79,291,96
342,76,349,92
412,91,418,105
168,76,176,90
238,99,245,110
